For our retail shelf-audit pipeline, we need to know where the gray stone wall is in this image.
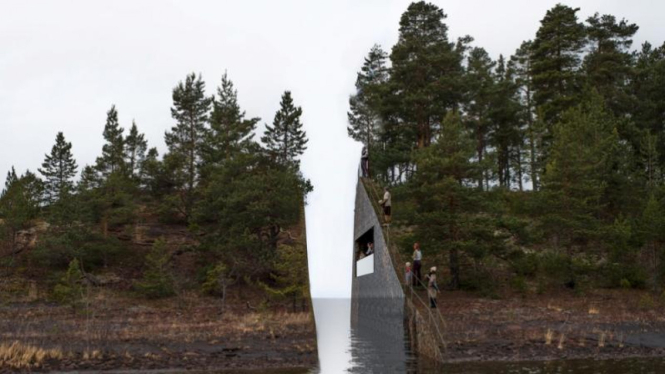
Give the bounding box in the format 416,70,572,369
351,179,405,342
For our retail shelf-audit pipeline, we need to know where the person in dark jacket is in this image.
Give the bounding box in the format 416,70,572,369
426,266,439,308
361,146,369,177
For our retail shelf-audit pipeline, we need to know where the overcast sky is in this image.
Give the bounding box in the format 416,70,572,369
1,0,664,298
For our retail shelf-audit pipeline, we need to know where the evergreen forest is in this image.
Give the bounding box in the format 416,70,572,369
349,2,665,295
0,72,311,307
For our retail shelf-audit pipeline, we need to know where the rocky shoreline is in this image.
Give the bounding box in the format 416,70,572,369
433,289,665,364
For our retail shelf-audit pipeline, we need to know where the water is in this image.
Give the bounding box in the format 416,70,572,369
440,359,665,374
311,298,665,374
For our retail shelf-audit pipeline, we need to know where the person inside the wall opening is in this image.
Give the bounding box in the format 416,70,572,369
366,242,374,256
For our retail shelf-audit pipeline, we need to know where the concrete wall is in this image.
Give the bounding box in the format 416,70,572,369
351,179,405,343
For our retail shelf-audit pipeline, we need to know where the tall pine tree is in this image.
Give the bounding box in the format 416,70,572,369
411,112,481,289
464,47,496,190
124,121,148,180
389,1,464,149
39,132,78,205
510,40,544,190
96,105,125,178
584,13,638,117
262,91,308,166
531,5,586,131
347,44,389,150
164,73,212,220
203,72,260,172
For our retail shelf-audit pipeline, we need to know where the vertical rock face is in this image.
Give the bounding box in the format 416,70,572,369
351,179,408,368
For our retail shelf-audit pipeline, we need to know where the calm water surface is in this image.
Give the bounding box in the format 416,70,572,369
311,298,665,374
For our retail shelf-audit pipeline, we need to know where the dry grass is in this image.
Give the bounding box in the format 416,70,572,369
547,302,563,312
557,333,565,350
545,329,554,345
0,287,316,371
0,341,62,369
588,306,600,315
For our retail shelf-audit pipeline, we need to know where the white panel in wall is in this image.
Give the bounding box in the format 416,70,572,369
357,254,374,277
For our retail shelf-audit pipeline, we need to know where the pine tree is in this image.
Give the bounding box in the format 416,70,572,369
541,93,622,247
411,112,481,289
203,72,260,171
531,4,586,130
2,167,18,194
262,91,308,166
631,42,665,178
124,121,148,180
584,13,638,116
164,73,212,220
347,44,389,149
140,148,165,195
196,152,310,275
96,105,125,177
78,165,101,192
639,195,665,289
38,132,78,205
135,239,175,299
491,55,523,189
0,169,42,257
53,258,84,308
389,1,464,149
510,40,543,190
464,47,496,190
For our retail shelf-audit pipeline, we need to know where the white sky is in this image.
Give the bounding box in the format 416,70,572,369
1,0,663,298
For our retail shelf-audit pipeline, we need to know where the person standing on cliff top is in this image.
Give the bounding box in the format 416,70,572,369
426,266,439,308
412,243,422,287
361,146,369,177
378,187,391,225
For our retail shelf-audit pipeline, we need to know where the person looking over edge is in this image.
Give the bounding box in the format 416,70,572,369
366,242,374,255
412,243,422,287
378,186,391,225
361,146,369,177
426,266,439,308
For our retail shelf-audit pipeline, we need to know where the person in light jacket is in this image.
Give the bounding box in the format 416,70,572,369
412,243,422,287
378,187,391,225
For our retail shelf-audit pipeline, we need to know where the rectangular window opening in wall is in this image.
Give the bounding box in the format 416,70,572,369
356,227,375,277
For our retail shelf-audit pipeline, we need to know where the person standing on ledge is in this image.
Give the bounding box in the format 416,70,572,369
412,243,422,287
378,186,391,225
405,262,412,287
426,267,439,308
361,146,369,177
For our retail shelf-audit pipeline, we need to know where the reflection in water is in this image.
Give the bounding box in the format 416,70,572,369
311,298,665,373
312,298,418,374
441,358,665,374
349,297,415,374
311,299,353,373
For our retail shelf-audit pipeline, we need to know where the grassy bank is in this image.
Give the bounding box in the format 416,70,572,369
0,283,317,372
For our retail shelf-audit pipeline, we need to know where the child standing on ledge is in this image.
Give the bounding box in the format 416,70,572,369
405,262,412,287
